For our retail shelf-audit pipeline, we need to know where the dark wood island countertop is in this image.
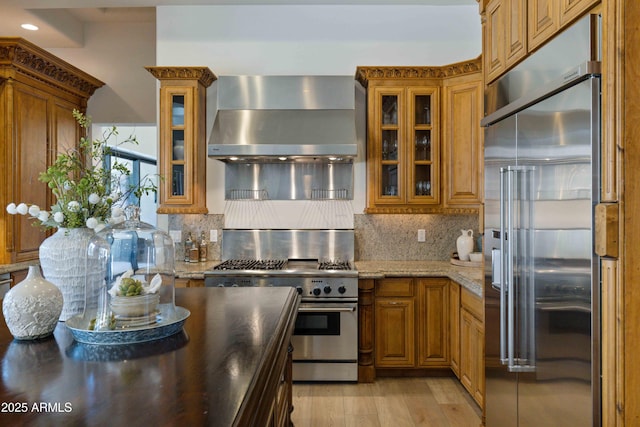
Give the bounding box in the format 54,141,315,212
0,287,299,426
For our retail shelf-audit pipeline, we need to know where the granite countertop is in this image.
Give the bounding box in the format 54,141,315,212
355,260,483,297
175,260,483,297
175,260,220,279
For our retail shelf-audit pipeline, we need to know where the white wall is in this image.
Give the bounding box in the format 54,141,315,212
156,5,481,217
47,21,157,124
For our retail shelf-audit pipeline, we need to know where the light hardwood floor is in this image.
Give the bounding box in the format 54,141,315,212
291,377,482,427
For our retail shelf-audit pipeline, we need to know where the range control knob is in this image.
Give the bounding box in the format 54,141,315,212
338,286,346,294
312,287,322,296
323,286,332,294
295,286,303,295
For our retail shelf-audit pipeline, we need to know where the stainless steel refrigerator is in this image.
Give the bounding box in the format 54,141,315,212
482,15,601,427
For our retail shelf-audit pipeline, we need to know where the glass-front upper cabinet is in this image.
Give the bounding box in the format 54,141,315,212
408,87,439,204
364,80,439,211
374,87,404,204
146,66,216,214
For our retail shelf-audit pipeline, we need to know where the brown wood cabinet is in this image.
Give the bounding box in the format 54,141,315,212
373,277,449,369
460,287,485,408
442,72,483,208
356,58,481,214
146,67,216,214
416,278,449,366
374,278,415,367
484,0,527,83
0,38,104,264
482,0,599,83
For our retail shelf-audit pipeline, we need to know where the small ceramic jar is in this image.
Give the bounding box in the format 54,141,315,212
2,265,63,340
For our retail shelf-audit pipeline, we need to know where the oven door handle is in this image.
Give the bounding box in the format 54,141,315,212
298,305,356,313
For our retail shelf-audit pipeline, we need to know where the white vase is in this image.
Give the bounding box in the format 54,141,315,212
2,265,63,340
39,227,105,321
456,229,474,262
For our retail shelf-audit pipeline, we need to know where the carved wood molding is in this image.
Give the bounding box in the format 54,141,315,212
0,37,104,99
356,57,482,87
364,206,479,215
145,66,217,87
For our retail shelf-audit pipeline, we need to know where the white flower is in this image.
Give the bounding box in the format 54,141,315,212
38,211,50,222
6,203,17,214
85,217,99,229
94,223,106,233
28,205,40,217
88,193,100,205
67,201,81,212
53,212,65,223
16,203,28,215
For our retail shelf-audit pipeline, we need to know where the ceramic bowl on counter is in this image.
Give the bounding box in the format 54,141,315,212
468,252,483,263
110,293,160,317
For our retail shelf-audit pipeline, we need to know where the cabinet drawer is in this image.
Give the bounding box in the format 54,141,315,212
461,288,483,321
375,278,414,297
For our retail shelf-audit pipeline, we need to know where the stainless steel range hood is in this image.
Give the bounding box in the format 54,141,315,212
208,75,358,162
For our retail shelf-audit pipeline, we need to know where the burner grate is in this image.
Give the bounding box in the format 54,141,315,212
213,259,286,271
318,261,352,271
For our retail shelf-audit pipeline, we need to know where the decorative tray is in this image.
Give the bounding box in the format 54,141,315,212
450,253,482,268
65,305,190,345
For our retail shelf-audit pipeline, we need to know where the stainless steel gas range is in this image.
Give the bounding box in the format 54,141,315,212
203,229,358,382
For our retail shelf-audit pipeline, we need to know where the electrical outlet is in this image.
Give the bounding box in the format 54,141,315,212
169,230,182,243
417,229,426,242
210,229,218,242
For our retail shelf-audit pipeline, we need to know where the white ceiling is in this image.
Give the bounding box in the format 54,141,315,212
0,0,477,47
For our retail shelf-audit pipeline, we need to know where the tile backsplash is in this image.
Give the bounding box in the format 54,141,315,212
168,213,479,262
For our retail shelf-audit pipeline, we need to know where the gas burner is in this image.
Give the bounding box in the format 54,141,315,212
213,259,286,271
251,259,287,270
319,261,352,271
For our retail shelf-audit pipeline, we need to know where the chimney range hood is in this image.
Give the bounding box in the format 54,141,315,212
207,75,358,162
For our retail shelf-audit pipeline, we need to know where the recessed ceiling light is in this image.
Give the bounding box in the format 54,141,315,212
21,24,39,31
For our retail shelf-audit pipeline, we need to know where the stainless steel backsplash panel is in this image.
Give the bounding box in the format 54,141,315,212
221,229,354,262
224,161,353,200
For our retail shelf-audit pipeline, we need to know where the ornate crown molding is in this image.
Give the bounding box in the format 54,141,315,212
356,57,482,87
145,66,217,87
0,38,104,99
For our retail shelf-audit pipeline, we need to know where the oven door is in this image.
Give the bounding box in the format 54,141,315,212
291,301,358,381
292,302,357,360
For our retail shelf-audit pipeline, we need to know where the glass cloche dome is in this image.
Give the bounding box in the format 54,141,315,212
70,206,188,344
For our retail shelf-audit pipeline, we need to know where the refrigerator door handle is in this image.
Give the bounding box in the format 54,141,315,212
498,166,510,366
505,166,516,370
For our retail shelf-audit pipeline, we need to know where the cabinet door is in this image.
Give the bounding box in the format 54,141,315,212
505,0,528,68
159,86,194,209
375,297,415,367
450,281,461,377
560,0,599,26
485,0,506,83
370,87,405,205
11,84,50,262
461,308,484,407
416,278,449,367
407,87,439,205
528,0,560,51
442,75,483,208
